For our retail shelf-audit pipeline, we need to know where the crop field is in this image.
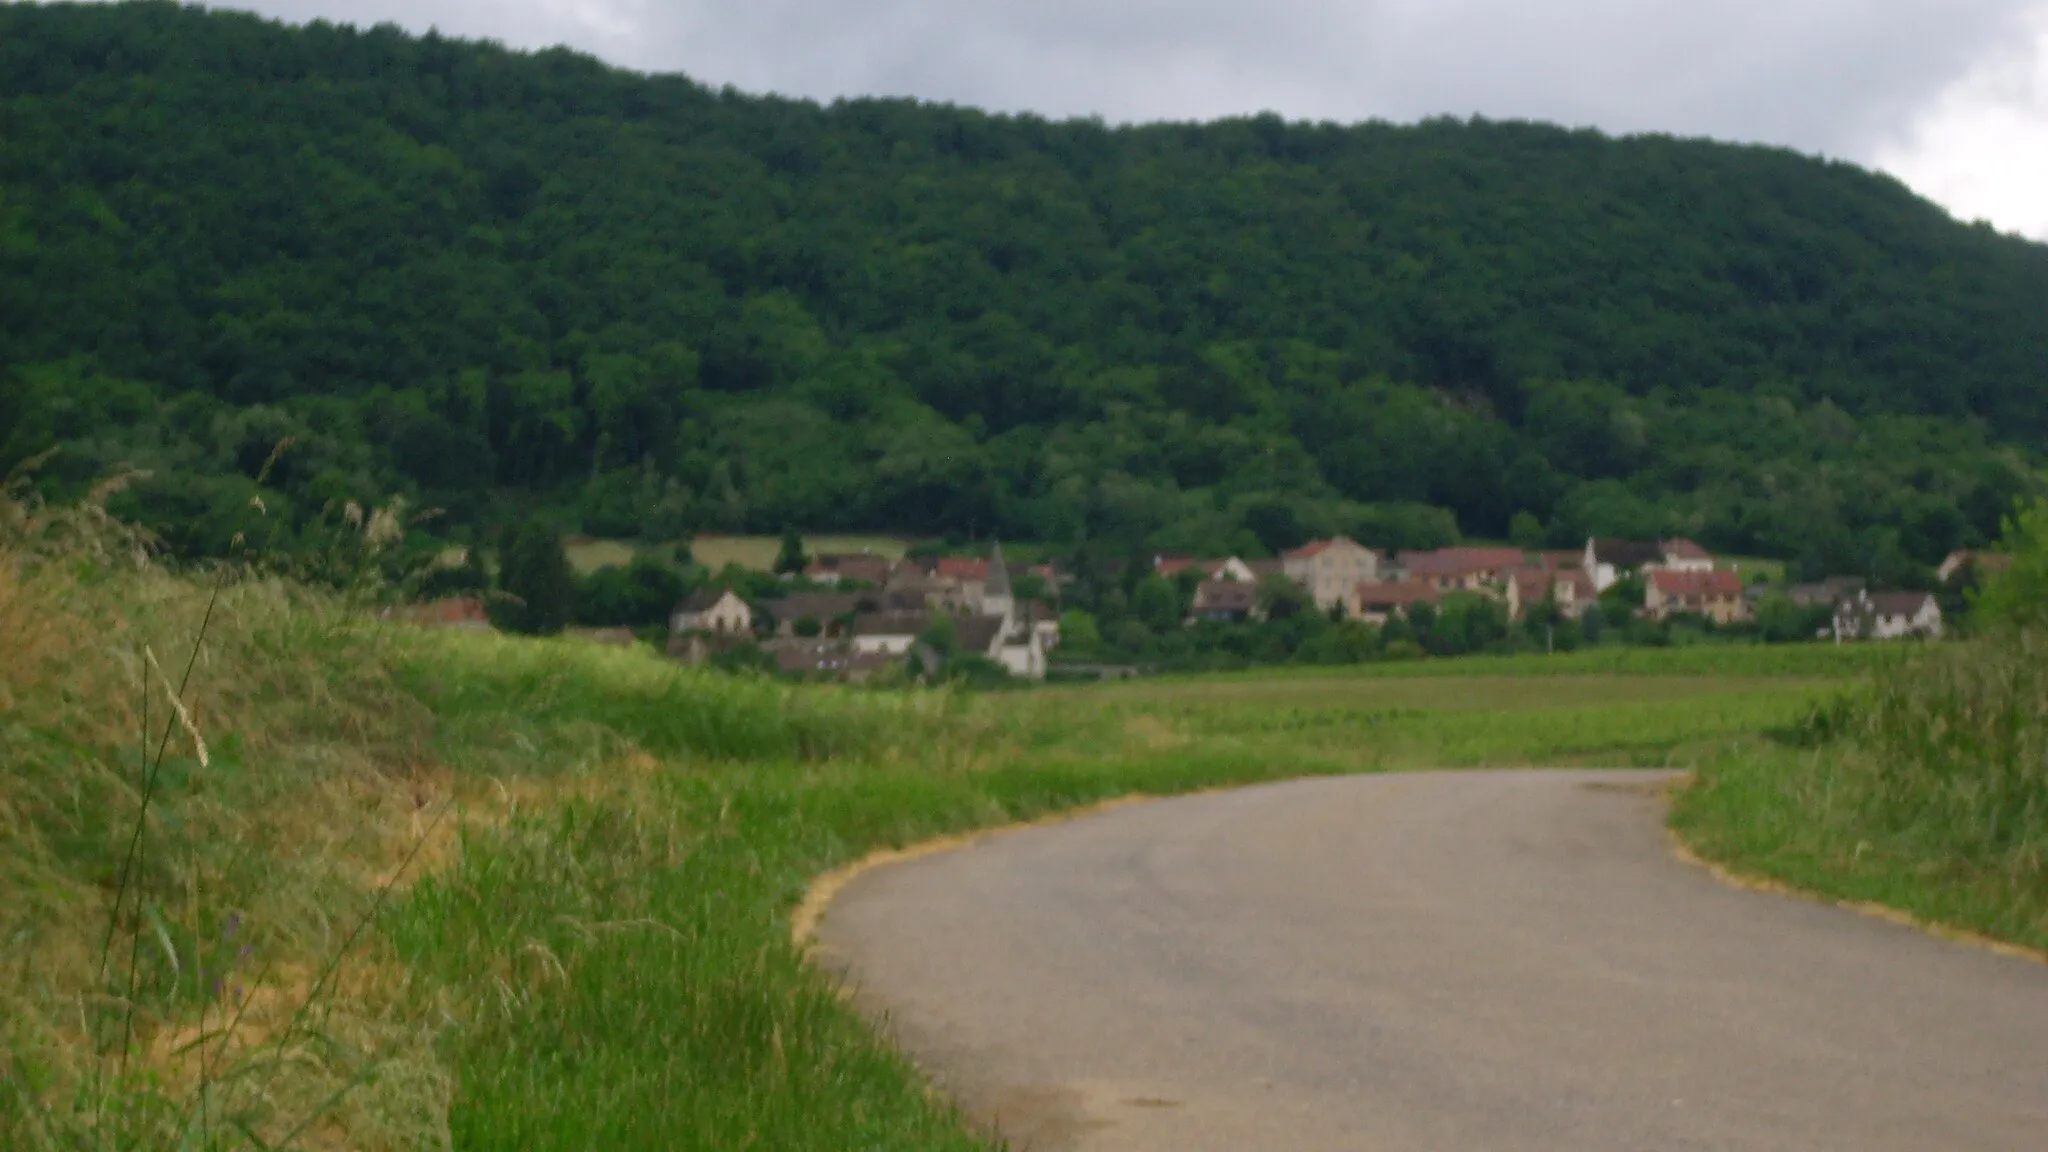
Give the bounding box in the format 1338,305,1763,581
0,501,1964,1152
1020,666,1842,776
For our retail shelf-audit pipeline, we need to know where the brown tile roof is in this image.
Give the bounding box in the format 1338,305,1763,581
852,610,929,638
1283,540,1333,560
1590,539,1664,569
953,614,1007,654
1661,538,1713,560
677,586,737,613
767,593,864,623
805,554,894,584
1355,581,1442,609
1192,581,1259,613
1859,591,1939,617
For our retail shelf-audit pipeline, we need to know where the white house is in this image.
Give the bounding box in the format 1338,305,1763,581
1155,555,1258,583
671,588,754,635
1655,538,1715,573
1582,538,1665,592
1834,590,1943,641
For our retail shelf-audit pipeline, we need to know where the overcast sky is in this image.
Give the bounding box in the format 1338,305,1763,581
207,0,2048,241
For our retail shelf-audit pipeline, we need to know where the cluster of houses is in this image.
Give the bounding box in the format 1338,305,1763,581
1155,536,1962,642
398,536,1999,676
667,545,1064,681
1156,536,1746,627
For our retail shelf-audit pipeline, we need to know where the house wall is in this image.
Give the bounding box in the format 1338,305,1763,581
852,634,916,656
705,596,753,634
1644,587,1748,625
1871,604,1943,640
1288,540,1379,613
995,638,1046,680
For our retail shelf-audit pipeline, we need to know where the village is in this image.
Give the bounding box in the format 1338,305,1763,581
637,534,1988,683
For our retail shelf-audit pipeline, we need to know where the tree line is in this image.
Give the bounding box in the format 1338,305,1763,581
3,2,2045,586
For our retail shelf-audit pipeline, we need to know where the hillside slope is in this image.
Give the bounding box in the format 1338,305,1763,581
2,1,2043,574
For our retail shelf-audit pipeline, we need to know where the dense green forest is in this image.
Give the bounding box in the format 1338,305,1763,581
3,2,2046,582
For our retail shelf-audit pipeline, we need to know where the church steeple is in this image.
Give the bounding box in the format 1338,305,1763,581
983,540,1015,626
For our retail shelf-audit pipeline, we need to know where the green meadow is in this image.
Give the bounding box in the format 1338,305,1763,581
5,495,2034,1149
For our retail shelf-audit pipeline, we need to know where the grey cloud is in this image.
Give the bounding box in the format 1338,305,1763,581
219,0,2034,155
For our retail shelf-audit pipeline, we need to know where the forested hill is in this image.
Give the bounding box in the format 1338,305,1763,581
3,2,2046,578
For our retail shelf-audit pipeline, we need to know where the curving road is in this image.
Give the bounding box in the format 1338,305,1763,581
813,771,2048,1151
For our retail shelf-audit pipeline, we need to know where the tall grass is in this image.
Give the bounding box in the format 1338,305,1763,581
1,480,452,1149
1857,632,2048,873
1673,628,2048,950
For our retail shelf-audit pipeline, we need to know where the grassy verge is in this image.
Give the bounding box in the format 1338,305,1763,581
2,498,1867,1148
1671,632,2048,954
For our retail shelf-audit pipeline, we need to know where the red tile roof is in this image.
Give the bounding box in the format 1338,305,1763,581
1399,547,1528,577
1283,540,1333,560
1513,568,1596,601
1554,570,1596,599
1648,569,1742,597
935,557,990,580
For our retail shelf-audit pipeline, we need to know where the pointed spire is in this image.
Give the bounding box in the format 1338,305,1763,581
985,540,1013,599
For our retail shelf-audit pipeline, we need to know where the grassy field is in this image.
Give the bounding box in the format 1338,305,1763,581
564,534,914,574
0,496,1949,1149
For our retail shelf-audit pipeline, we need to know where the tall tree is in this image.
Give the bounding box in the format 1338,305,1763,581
494,524,576,635
773,528,810,576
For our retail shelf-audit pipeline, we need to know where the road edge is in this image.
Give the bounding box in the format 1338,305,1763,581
1661,775,2047,967
790,793,1165,951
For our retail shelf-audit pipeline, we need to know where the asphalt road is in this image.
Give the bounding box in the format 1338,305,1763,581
814,770,2048,1151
